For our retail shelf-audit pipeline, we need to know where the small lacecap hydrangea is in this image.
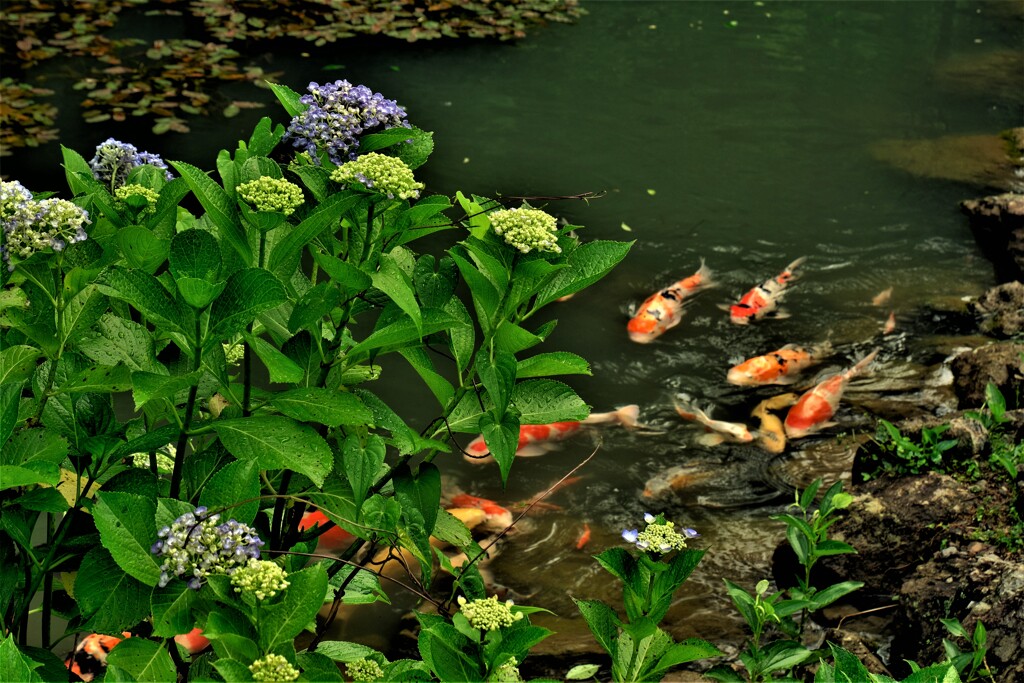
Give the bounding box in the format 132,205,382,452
491,657,524,682
488,207,561,254
89,138,173,189
457,594,523,631
622,512,699,554
346,658,385,682
329,152,423,200
114,183,160,217
1,181,91,270
237,176,305,216
249,653,299,682
230,558,290,600
150,506,264,590
285,80,410,165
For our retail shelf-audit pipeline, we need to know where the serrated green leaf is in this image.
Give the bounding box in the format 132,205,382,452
268,82,305,117
199,459,260,525
0,635,43,682
517,352,591,378
55,363,131,394
512,379,589,424
268,192,360,279
93,490,161,586
209,268,287,340
269,387,372,426
61,284,107,347
214,416,332,486
97,266,187,335
170,160,249,264
76,547,154,634
260,564,328,649
104,637,176,682
77,314,162,373
535,240,633,308
0,346,41,386
244,333,304,384
372,249,422,337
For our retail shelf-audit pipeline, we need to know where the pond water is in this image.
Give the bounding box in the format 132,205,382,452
5,0,1023,661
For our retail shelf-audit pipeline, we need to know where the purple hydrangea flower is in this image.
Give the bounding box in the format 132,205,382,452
284,80,411,166
89,138,173,189
151,507,264,589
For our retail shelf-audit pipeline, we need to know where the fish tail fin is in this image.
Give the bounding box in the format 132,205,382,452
785,256,807,274
614,404,641,428
848,347,880,377
696,257,714,287
673,394,708,423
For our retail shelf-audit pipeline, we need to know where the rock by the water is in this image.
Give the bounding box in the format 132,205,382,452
961,193,1024,283
949,342,1024,410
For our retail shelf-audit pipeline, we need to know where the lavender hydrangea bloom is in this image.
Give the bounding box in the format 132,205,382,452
89,138,173,188
151,506,264,589
285,80,410,165
1,181,91,270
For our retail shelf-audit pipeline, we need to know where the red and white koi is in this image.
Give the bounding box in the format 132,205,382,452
784,349,880,439
726,341,831,386
674,396,754,446
448,494,514,532
728,257,806,324
463,405,640,463
299,510,355,556
627,259,713,343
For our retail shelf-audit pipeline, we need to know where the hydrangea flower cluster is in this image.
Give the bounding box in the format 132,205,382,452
488,207,561,254
285,80,410,165
491,657,524,682
237,177,305,215
1,181,91,270
230,558,290,600
622,513,699,554
249,653,299,682
457,595,523,631
329,152,423,200
114,183,160,217
223,341,245,366
89,138,173,188
346,658,385,682
150,507,264,589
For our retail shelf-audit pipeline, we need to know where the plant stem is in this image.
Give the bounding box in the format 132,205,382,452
270,471,293,550
359,201,376,266
169,316,203,499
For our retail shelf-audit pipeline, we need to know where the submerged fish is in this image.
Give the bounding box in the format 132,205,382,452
575,522,592,550
448,494,514,532
882,311,896,335
727,257,806,324
627,259,714,343
66,633,131,682
751,393,799,453
872,287,893,306
463,405,640,463
784,349,880,439
300,510,355,556
674,396,754,446
727,341,831,386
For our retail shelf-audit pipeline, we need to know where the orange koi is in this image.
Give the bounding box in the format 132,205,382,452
463,405,639,463
627,259,713,343
872,287,893,306
751,393,799,454
299,510,355,555
727,341,831,386
575,523,592,550
728,257,806,324
882,311,896,335
674,396,754,446
174,627,210,655
449,494,514,532
65,632,130,682
784,349,880,439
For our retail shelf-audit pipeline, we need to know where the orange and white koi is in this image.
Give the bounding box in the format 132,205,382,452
174,628,211,655
627,259,713,343
66,633,130,682
872,287,893,307
882,311,896,335
299,510,355,556
463,405,640,463
575,522,592,550
751,393,799,453
784,349,880,439
674,396,754,446
726,341,831,386
449,494,514,532
728,257,806,324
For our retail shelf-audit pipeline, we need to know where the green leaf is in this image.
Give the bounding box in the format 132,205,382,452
566,664,601,680
314,640,380,662
199,459,260,525
0,428,68,467
393,126,434,170
0,465,58,491
412,254,456,308
479,351,517,414
480,410,520,483
270,387,372,426
0,346,41,386
244,333,304,384
104,637,177,682
417,623,482,682
287,282,341,332
209,268,287,340
534,240,633,308
170,160,250,264
443,298,474,375
92,490,161,586
0,635,43,682
512,379,589,424
372,249,422,337
76,547,154,634
118,226,169,273
61,145,99,195
61,284,107,347
450,251,499,334
394,462,441,536
295,652,345,681
399,347,455,407
312,251,372,296
77,314,162,373
260,563,329,649
268,192,360,279
55,363,132,394
268,82,305,117
151,580,205,638
359,127,419,153
347,308,456,362
130,370,202,411
573,598,621,657
0,380,22,450
214,416,333,486
342,434,386,514
517,352,591,378
212,658,255,682
169,229,223,308
97,267,187,335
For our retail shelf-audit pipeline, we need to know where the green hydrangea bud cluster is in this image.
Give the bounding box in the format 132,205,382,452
457,595,523,631
249,653,299,682
488,207,561,254
237,177,305,215
223,341,245,366
131,450,175,472
490,657,524,682
231,559,290,600
114,183,160,217
346,658,385,682
329,152,423,200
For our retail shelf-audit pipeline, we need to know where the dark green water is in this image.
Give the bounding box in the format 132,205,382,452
5,0,1023,657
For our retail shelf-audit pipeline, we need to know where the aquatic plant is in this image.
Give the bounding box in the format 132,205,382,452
0,78,59,156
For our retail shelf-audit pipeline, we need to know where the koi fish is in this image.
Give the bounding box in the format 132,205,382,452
674,396,754,446
751,393,799,453
449,494,514,532
66,632,131,682
882,311,896,335
575,523,592,550
627,259,713,343
642,464,715,499
726,341,831,386
784,349,880,439
872,287,893,306
175,628,211,655
300,510,355,555
463,405,640,463
727,257,806,324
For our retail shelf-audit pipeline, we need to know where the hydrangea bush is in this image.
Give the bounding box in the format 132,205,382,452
0,79,638,681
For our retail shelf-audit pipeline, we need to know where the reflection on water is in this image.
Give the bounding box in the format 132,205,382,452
5,0,1022,657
